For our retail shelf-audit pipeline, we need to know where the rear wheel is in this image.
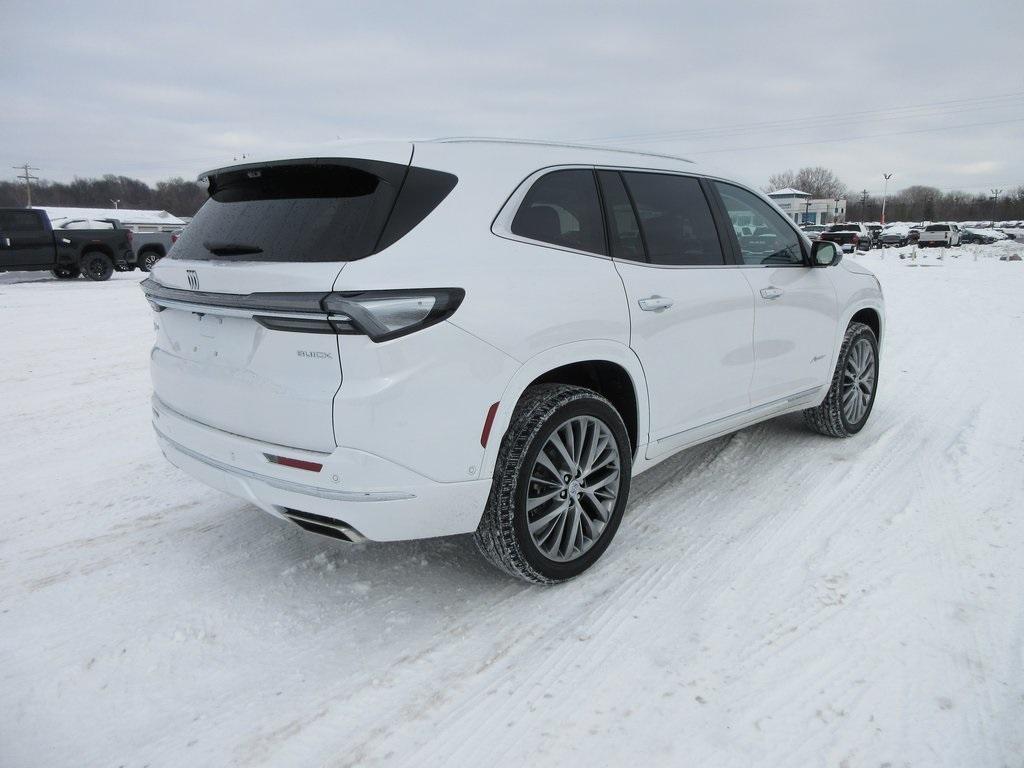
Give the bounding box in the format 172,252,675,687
81,252,113,281
51,265,80,280
804,322,879,437
475,384,632,584
138,250,160,272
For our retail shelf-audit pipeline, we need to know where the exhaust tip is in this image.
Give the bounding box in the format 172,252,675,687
281,508,366,543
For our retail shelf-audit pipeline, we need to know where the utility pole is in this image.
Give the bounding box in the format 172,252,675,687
990,189,1002,226
859,189,869,221
881,173,893,225
12,164,40,208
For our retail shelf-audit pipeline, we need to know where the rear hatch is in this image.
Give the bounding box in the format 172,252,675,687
145,145,412,452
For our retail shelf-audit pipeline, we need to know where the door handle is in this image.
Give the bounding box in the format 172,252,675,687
760,286,783,300
638,295,674,312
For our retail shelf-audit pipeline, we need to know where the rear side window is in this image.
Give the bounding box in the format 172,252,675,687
511,170,606,255
621,172,725,266
172,161,455,262
0,211,45,232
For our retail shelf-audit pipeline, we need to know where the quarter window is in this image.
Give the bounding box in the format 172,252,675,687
621,172,725,266
511,169,606,255
714,182,805,266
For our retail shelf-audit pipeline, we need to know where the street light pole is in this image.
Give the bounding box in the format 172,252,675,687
881,173,893,225
110,199,120,210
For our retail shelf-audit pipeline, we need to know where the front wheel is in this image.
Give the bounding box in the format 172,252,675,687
803,322,879,437
475,384,632,584
81,252,113,281
52,265,81,279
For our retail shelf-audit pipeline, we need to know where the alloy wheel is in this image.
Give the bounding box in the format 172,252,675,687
842,338,876,424
526,415,621,562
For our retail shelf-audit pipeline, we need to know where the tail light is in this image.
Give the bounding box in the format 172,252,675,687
126,230,134,245
322,288,465,342
171,233,179,244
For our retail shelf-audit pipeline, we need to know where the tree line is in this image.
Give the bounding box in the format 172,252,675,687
4,167,1023,224
0,175,207,217
765,166,1024,222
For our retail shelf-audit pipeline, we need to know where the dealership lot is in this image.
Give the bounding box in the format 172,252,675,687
2,243,1023,766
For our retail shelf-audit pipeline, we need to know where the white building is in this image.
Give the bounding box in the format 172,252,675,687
34,206,186,233
766,188,846,225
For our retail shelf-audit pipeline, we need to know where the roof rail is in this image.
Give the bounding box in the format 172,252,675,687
428,136,694,164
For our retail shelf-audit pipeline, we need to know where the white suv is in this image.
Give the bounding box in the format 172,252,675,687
144,139,884,583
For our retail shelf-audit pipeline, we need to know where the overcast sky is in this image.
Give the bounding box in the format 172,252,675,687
5,0,1023,197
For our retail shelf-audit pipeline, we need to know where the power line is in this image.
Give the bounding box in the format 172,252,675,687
577,90,1024,145
11,163,40,207
684,115,1024,156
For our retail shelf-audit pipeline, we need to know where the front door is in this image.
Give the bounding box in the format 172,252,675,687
597,170,755,459
711,182,838,406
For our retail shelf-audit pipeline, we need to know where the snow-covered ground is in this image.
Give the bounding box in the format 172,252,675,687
2,242,1023,767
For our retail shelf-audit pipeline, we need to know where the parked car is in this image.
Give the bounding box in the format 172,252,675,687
132,229,182,271
801,224,827,240
820,222,871,252
960,228,1002,244
879,225,911,247
0,208,134,280
142,139,885,583
863,223,883,248
918,223,962,247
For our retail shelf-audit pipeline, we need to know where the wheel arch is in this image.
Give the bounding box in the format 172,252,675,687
78,244,115,262
850,306,882,344
479,341,650,479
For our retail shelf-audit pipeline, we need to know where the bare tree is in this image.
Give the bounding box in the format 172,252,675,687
765,167,848,198
764,171,797,193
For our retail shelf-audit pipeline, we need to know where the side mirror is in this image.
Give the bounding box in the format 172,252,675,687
811,240,840,267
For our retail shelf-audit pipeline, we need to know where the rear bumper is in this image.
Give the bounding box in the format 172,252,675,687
152,396,490,541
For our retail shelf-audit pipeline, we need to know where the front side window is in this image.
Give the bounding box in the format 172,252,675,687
621,172,725,266
511,169,605,255
714,182,805,266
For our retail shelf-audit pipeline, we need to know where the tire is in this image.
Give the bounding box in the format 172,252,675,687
51,265,81,280
474,383,632,584
803,322,879,438
138,250,160,272
81,252,113,281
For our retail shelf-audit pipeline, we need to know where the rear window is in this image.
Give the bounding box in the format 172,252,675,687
925,224,948,231
172,160,455,262
828,224,858,232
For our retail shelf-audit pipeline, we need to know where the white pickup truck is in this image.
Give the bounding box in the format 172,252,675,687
917,223,962,248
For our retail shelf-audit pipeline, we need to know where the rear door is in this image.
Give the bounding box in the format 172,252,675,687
711,181,838,406
0,210,54,269
601,170,755,459
148,145,413,452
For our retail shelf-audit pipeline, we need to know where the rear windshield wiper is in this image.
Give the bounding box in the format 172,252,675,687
203,241,264,256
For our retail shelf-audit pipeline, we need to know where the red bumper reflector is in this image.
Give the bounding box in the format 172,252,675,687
265,454,323,472
480,402,500,448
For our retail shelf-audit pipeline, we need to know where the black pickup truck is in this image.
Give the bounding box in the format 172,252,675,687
0,208,134,281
